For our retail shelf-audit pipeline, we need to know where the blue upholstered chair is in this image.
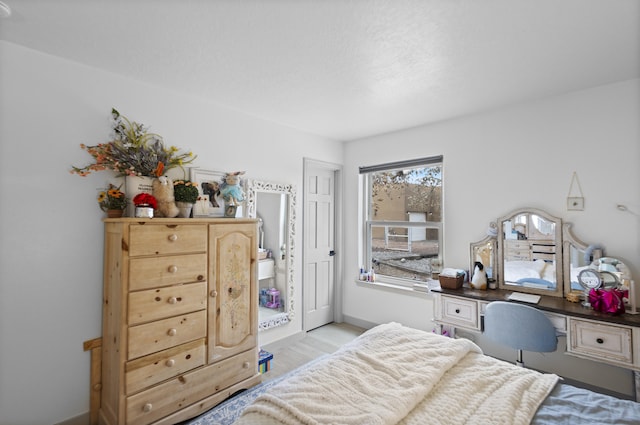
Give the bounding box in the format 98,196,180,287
483,301,557,367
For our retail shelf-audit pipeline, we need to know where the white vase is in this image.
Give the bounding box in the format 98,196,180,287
176,201,193,218
125,175,155,217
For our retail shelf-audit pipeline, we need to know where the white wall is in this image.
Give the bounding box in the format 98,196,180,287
0,41,343,425
1,38,638,422
342,78,640,397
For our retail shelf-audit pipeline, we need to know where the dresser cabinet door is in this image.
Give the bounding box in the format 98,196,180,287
208,222,257,362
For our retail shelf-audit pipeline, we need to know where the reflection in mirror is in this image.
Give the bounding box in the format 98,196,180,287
592,257,632,287
246,179,296,330
498,208,563,297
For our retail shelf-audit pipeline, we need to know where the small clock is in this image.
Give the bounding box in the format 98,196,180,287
577,269,602,290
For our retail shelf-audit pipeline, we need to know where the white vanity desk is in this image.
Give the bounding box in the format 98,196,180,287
433,286,640,400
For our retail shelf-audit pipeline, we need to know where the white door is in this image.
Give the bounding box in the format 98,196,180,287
304,162,336,331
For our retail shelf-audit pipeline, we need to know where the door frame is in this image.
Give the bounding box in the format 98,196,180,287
302,158,343,330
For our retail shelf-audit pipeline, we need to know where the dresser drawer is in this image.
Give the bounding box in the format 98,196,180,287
125,339,206,395
126,349,257,425
441,296,479,330
129,224,207,257
568,318,633,364
129,253,207,291
505,240,530,250
505,251,531,261
531,243,555,254
128,311,206,360
129,282,207,326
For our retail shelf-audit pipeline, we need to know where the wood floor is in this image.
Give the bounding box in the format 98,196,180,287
259,322,366,381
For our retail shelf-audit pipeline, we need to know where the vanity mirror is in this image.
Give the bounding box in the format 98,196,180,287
497,208,563,297
246,179,296,330
563,224,632,291
470,235,497,286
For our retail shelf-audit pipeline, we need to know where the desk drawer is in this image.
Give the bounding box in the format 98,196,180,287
441,296,479,330
545,312,566,334
568,318,632,364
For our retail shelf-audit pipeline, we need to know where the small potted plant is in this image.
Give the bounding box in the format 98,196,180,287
173,179,199,218
133,193,157,218
98,184,127,218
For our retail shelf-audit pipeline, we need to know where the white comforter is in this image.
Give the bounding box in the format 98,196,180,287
238,323,558,425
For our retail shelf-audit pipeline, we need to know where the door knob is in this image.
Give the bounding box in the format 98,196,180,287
329,250,336,256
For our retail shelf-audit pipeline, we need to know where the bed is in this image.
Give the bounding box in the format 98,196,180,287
212,323,640,425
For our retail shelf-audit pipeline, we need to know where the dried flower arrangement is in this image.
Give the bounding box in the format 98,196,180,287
70,108,196,177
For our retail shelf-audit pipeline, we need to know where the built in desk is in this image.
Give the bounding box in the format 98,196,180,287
432,286,640,401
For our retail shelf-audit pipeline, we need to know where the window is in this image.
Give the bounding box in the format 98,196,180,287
360,156,443,286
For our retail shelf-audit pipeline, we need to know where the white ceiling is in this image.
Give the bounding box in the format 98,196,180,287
1,0,638,141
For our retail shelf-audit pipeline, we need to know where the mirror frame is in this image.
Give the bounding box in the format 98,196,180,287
246,179,297,330
562,223,589,297
497,207,563,297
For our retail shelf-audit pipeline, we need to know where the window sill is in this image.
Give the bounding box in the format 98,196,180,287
355,279,434,298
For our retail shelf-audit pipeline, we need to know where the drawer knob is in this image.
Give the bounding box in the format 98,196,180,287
243,361,250,369
210,290,218,298
168,328,177,336
168,265,178,273
168,297,177,304
166,359,175,367
596,338,604,344
455,309,460,314
143,403,153,413
168,234,178,242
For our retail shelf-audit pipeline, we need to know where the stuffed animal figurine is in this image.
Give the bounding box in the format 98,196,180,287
152,176,180,218
220,171,246,205
470,261,488,290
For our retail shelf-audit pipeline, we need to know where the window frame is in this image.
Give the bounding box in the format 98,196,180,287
360,156,444,288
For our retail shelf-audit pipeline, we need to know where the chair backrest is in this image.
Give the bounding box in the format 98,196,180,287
484,301,557,353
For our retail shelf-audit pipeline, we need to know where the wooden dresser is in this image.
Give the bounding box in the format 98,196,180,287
100,218,261,425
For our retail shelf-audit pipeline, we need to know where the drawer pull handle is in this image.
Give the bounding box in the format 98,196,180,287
168,297,177,304
210,290,218,298
168,234,178,242
455,309,460,314
168,265,178,273
243,361,250,369
166,359,175,367
168,328,177,336
596,338,604,344
143,403,153,413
